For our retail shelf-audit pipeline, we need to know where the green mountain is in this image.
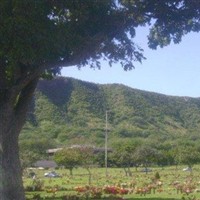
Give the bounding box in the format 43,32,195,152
20,77,200,148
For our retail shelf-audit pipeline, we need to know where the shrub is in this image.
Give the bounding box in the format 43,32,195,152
154,172,160,180
25,179,44,192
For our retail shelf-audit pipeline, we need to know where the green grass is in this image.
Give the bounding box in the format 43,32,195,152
24,166,200,200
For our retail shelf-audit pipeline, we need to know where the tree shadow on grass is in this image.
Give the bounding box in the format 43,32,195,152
126,198,179,200
26,192,180,200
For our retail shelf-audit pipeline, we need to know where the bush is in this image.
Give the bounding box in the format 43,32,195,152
154,172,160,180
25,179,44,192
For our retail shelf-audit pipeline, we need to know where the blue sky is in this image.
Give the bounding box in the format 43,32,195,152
61,27,200,98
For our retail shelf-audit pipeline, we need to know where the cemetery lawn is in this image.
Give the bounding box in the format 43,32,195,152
24,166,200,199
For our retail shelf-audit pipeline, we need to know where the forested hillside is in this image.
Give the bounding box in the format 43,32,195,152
20,77,200,153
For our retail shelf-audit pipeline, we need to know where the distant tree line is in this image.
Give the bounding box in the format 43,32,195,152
20,138,200,177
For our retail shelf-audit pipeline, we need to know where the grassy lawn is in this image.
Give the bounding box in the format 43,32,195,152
24,166,200,199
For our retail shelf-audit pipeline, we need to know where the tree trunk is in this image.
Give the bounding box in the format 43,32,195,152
0,78,39,200
127,166,132,177
69,168,73,176
0,131,24,200
123,168,128,176
86,168,92,185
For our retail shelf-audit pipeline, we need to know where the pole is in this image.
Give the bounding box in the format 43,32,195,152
105,110,108,178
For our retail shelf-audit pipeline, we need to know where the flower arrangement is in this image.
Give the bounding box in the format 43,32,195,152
103,185,129,195
74,185,103,198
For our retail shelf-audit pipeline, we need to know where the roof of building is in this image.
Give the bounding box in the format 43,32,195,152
34,160,58,168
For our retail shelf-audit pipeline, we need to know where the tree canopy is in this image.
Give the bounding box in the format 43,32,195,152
54,148,82,176
1,0,200,87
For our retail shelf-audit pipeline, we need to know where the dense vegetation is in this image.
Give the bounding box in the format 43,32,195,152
20,77,200,165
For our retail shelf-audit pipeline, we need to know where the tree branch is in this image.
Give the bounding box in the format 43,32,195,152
14,77,39,134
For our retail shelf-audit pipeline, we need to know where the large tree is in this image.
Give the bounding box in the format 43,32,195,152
54,148,81,176
174,146,200,170
110,140,141,176
1,0,200,199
